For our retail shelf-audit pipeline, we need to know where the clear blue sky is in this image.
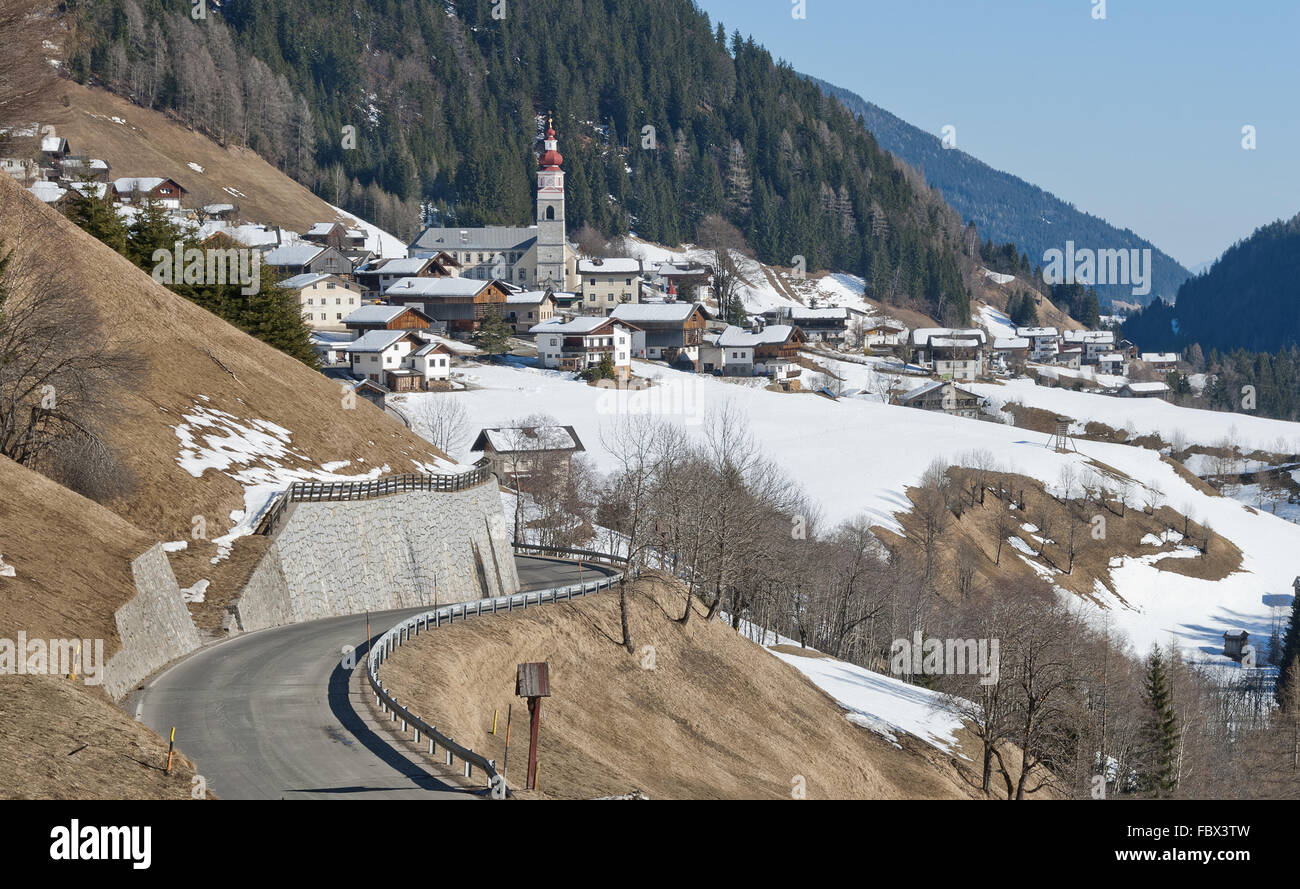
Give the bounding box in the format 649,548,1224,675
695,0,1299,268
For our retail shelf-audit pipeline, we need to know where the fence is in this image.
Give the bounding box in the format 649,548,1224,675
365,544,631,794
256,459,494,536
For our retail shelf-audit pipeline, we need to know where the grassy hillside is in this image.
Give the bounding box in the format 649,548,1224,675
381,575,1035,800
47,80,345,233
0,174,450,619
0,456,204,799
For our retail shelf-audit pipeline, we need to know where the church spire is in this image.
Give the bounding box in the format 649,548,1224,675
539,115,564,170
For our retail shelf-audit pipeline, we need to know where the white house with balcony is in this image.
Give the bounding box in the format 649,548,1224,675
530,315,637,380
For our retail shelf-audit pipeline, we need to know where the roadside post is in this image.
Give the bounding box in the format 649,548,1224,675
515,662,551,791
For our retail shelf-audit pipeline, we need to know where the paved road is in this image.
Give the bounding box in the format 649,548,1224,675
133,556,613,800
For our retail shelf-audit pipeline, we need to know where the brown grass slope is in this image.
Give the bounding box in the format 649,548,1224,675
0,675,204,800
383,576,990,800
0,174,447,617
0,457,202,800
47,81,344,233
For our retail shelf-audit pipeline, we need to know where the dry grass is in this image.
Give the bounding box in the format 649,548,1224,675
383,576,988,800
881,467,1243,610
0,676,205,799
0,175,449,611
47,82,343,232
0,455,148,654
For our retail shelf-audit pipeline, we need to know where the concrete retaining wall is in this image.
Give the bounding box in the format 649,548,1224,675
103,544,203,700
233,482,518,633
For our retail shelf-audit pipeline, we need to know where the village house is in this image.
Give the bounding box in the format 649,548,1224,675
279,273,364,331
784,306,849,344
354,255,459,299
651,261,712,301
502,290,557,334
384,276,511,335
112,176,188,209
56,156,110,184
1118,380,1171,400
1097,352,1127,376
895,380,983,418
1140,352,1180,372
303,221,368,251
530,315,636,380
471,425,585,483
1016,326,1061,363
864,320,908,350
342,303,433,338
700,324,803,379
262,243,354,278
342,330,451,392
610,302,711,366
578,258,644,315
907,328,988,380
992,336,1030,373
1057,346,1083,370
1063,329,1117,364
200,203,238,222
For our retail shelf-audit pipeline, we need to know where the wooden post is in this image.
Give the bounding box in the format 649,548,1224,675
165,727,175,774
515,663,551,792
526,697,543,791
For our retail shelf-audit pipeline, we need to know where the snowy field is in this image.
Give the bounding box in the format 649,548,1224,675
401,359,1300,664
969,377,1300,456
624,236,873,316
732,619,966,755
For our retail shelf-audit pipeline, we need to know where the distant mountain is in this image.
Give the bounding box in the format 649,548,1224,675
1122,214,1300,355
807,76,1190,308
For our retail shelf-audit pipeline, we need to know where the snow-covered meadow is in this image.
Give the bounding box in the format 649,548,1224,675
401,358,1300,664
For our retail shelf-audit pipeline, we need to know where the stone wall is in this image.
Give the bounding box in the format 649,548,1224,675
233,481,518,633
103,544,203,700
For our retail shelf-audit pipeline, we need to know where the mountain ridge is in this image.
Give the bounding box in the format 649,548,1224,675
805,75,1191,309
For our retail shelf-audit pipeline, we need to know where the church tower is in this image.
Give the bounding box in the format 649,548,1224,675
535,118,568,290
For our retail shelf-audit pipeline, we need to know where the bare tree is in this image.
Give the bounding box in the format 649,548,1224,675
0,208,139,501
695,214,751,324
407,395,471,458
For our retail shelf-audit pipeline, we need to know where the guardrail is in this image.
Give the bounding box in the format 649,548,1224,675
365,545,632,794
256,458,495,536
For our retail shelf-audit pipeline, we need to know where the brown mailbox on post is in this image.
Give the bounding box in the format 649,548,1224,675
516,662,551,791
516,662,551,698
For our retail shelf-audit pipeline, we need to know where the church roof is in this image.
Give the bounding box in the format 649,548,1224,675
409,227,539,253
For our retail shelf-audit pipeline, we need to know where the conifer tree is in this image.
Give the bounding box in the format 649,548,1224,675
1141,646,1180,797
473,307,512,357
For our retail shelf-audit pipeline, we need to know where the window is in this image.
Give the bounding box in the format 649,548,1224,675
370,356,378,363
336,313,342,320
545,205,555,220
306,298,314,305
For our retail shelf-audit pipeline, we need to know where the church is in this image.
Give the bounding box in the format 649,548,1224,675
407,121,579,292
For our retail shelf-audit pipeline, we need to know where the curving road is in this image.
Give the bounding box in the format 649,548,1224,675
133,555,615,800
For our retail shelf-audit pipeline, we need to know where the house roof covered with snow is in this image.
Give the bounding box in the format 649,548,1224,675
1015,326,1060,338
472,425,585,456
276,273,335,290
385,277,492,298
410,226,538,253
342,304,429,326
530,316,631,335
909,327,987,347
1141,352,1179,363
262,244,327,266
787,306,848,320
611,302,708,323
993,337,1030,350
578,258,642,275
342,330,416,353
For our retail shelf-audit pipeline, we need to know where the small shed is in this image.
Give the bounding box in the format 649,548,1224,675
1223,630,1249,662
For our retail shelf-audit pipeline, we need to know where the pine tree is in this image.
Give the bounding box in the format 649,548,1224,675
64,187,129,254
1141,646,1180,797
473,307,512,357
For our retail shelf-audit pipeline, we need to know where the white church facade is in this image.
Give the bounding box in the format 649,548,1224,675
408,121,579,292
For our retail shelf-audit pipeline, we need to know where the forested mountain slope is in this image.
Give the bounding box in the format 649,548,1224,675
66,0,975,323
808,76,1190,309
